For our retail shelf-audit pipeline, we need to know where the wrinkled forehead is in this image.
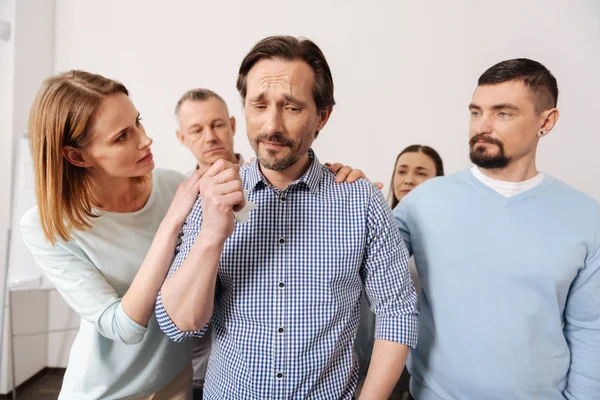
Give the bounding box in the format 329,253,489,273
246,58,315,102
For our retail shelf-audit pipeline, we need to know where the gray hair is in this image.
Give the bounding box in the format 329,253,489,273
174,88,229,126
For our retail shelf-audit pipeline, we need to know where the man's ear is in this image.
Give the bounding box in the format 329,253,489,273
316,106,333,132
314,107,334,138
62,146,89,168
176,130,186,145
230,116,236,137
539,108,559,137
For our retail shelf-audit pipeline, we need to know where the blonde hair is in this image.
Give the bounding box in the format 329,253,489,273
28,70,129,244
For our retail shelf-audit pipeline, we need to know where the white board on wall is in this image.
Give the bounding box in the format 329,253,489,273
7,135,52,291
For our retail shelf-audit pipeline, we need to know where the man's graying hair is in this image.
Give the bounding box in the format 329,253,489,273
174,88,229,126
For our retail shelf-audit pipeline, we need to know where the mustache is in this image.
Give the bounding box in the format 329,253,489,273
255,133,295,147
469,134,503,148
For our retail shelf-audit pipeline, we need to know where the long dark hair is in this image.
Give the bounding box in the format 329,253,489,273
389,145,444,209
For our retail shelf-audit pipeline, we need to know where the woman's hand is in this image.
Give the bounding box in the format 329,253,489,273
163,168,207,227
325,163,384,190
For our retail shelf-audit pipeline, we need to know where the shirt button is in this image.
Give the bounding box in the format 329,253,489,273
281,196,286,202
278,327,284,334
276,372,283,379
279,238,285,245
278,282,285,288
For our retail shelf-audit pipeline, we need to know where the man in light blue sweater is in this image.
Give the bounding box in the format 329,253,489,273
394,58,600,399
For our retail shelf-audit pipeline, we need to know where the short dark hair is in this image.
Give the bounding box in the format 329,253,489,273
174,88,228,124
478,58,558,113
236,36,335,112
389,145,444,209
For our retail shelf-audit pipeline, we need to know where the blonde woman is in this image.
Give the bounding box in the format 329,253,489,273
19,70,225,399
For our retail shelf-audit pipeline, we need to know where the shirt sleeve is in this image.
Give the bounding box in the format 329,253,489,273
361,185,418,348
155,197,209,342
20,210,147,344
563,225,600,399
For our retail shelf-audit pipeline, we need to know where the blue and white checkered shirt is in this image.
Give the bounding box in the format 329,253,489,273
156,150,418,399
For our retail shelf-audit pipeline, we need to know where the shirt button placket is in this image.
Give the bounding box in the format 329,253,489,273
275,189,288,395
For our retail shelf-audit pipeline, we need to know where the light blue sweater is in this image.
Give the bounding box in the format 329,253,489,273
20,169,193,400
394,169,600,400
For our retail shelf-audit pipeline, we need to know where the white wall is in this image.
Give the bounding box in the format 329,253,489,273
0,0,17,391
54,0,600,198
0,0,16,367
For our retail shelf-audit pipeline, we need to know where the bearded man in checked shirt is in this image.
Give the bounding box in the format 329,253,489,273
156,35,418,400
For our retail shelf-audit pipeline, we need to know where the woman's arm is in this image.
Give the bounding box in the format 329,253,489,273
20,170,205,343
119,169,206,327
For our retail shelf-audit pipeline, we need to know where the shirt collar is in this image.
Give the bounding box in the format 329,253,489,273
246,149,323,194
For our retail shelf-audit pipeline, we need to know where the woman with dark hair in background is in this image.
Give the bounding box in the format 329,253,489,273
356,144,444,399
388,145,444,210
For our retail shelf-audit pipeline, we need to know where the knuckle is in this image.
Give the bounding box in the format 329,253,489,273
224,168,236,179
213,159,227,169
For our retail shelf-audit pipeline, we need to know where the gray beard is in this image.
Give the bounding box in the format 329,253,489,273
257,149,301,171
